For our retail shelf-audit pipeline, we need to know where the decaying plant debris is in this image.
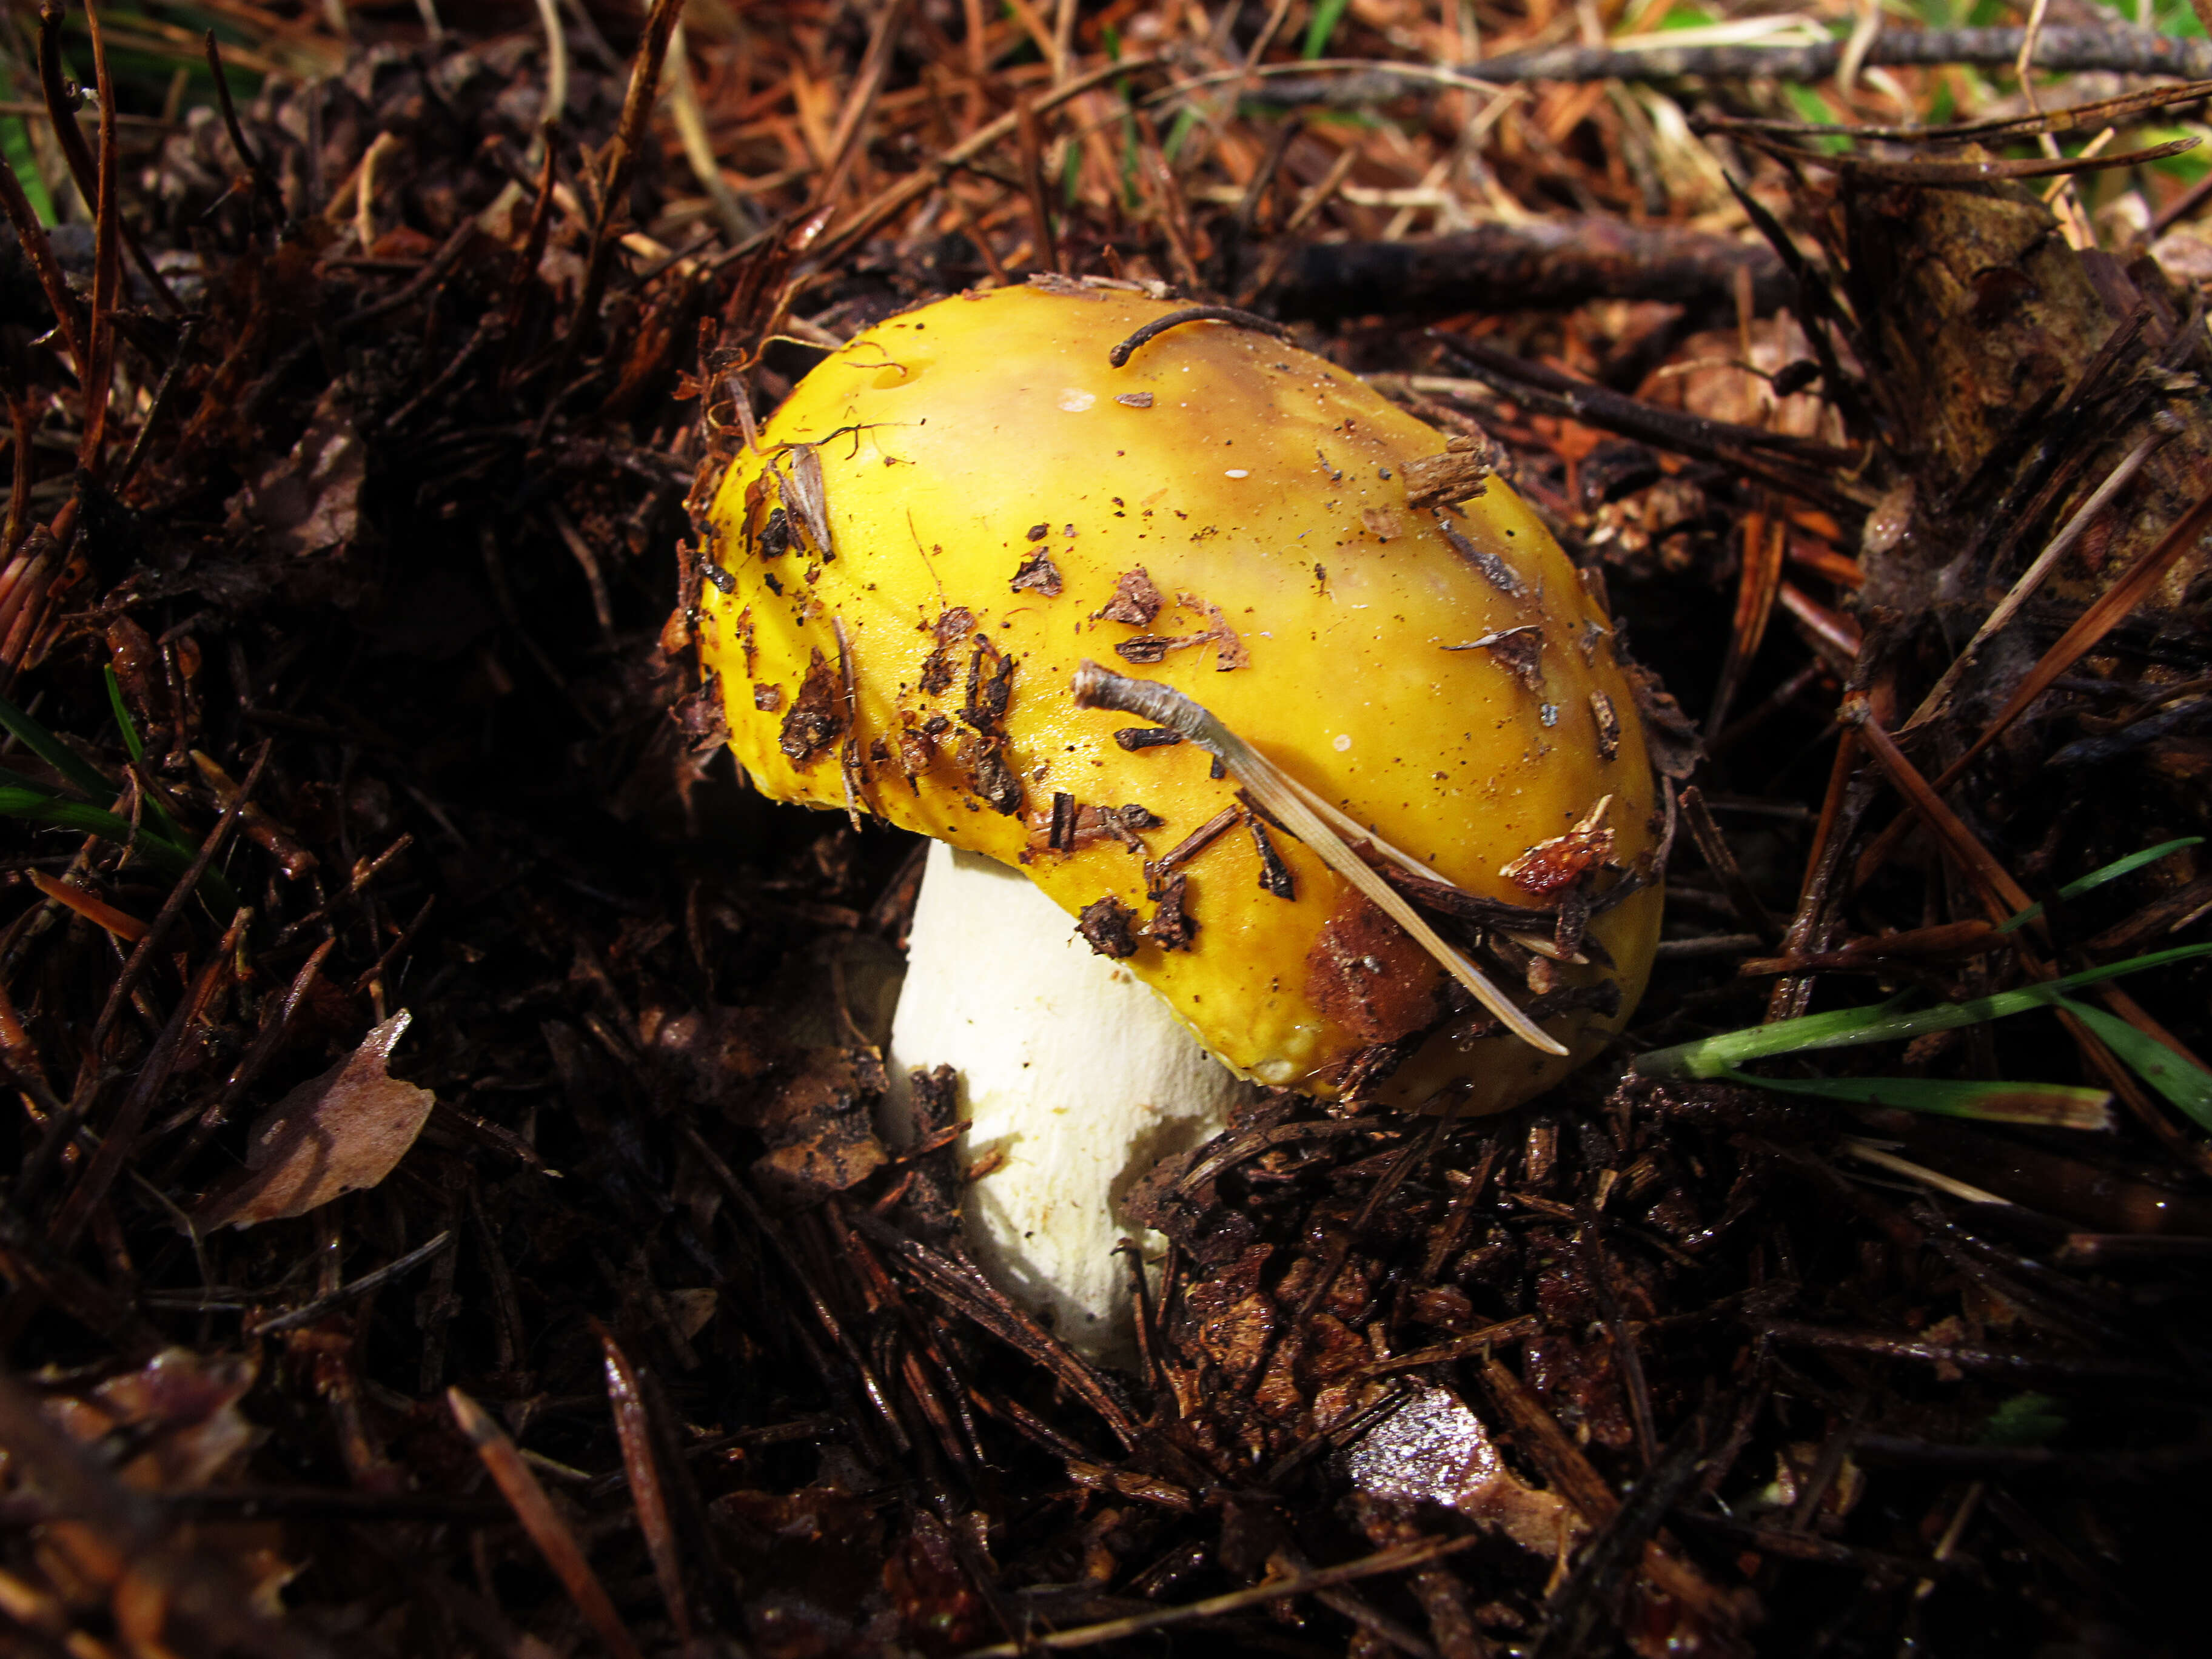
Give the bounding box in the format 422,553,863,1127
0,1,2206,1655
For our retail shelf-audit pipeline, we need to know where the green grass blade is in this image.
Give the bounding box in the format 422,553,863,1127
1634,942,2212,1078
2054,996,2212,1133
0,790,240,916
0,788,143,842
1164,104,1204,163
1719,1067,2111,1129
1302,0,1351,59
104,666,147,765
1,119,53,226
99,667,187,845
0,765,62,800
1980,1392,2065,1447
0,688,115,802
1998,836,2204,934
2057,837,2204,900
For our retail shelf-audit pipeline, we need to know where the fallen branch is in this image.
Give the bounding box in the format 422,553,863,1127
1429,330,1875,515
1265,215,1789,321
1244,25,2212,102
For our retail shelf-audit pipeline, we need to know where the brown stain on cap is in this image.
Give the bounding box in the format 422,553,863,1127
1305,893,1444,1045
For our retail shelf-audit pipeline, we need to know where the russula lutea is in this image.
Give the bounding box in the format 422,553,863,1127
695,282,1662,1351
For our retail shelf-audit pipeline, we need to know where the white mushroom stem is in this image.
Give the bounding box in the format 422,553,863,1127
886,841,1254,1359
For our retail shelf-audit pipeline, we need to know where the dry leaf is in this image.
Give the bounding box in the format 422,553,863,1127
227,386,364,559
1620,659,1703,780
36,1349,260,1492
193,1012,434,1231
749,1047,889,1205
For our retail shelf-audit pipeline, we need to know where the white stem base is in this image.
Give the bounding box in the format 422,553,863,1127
886,842,1253,1358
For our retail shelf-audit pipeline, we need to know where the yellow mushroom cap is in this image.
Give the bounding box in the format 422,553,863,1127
695,283,1662,1107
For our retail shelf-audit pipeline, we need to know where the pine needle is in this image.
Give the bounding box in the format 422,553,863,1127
1072,661,1569,1055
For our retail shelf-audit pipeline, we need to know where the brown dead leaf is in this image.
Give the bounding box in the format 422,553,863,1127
36,1350,260,1493
193,1012,434,1231
25,1349,296,1615
226,386,364,559
1620,659,1702,779
748,1046,888,1205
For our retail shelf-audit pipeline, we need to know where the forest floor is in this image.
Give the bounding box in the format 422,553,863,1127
0,1,2207,1655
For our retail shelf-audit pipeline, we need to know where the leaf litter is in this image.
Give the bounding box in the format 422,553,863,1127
0,4,2202,1657
192,1011,434,1230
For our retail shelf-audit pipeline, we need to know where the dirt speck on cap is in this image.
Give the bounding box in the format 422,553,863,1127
1076,894,1141,957
1094,567,1165,625
1011,548,1063,596
779,649,846,765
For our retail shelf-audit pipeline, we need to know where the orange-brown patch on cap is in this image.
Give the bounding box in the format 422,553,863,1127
1305,893,1446,1045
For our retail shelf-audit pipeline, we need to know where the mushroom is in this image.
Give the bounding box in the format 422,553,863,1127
693,281,1662,1354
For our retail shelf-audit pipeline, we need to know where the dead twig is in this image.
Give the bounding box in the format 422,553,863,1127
1463,25,2212,87
204,31,285,224
448,1387,647,1659
957,1536,1481,1656
37,3,181,318
563,0,686,362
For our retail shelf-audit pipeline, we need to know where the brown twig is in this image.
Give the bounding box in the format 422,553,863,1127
1934,483,2212,790
90,740,267,1051
1575,1215,1660,1470
1846,706,2036,927
1857,480,2212,887
1478,1355,1738,1628
448,1387,648,1659
595,1324,695,1644
564,0,686,360
1269,215,1791,320
813,55,1159,269
957,1536,1481,1657
1014,93,1060,275
341,219,474,330
1732,127,2197,184
1849,705,2212,1159
38,4,182,318
49,933,235,1252
73,0,121,478
813,0,917,212
1430,332,1875,515
1706,511,1786,739
500,121,561,372
1699,75,2212,147
3,394,34,558
112,319,201,494
203,31,286,224
244,1230,456,1336
0,156,85,374
1457,25,2212,87
1535,1421,1712,1658
1107,306,1295,367
161,935,337,1170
